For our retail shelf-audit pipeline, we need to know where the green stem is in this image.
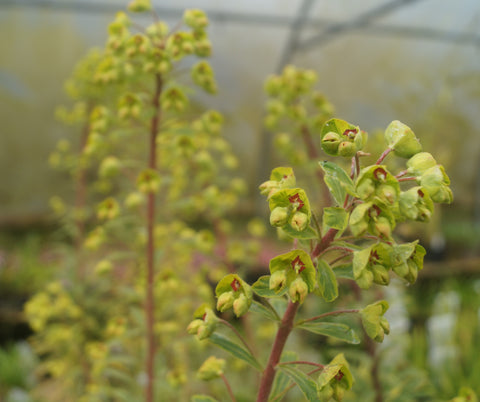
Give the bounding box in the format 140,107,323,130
256,300,299,402
145,73,163,402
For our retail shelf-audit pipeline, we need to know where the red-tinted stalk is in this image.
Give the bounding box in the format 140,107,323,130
145,73,163,402
375,147,392,165
256,300,299,402
256,225,339,401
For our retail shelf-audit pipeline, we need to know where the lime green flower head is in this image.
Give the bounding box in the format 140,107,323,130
321,118,367,157
215,274,252,317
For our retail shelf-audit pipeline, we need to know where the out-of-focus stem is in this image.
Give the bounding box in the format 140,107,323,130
145,73,163,402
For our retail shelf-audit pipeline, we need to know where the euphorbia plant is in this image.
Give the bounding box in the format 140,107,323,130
27,4,264,402
190,102,452,399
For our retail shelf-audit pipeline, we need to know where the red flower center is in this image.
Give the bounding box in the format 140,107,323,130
291,255,306,273
230,278,241,292
343,128,357,139
373,167,387,181
288,193,304,209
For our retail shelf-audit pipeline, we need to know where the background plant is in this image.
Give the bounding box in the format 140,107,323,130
25,3,263,401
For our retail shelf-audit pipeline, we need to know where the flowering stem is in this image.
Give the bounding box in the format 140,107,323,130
257,223,340,401
398,176,417,182
256,300,299,402
221,373,237,402
375,147,392,165
145,73,163,402
311,228,338,259
317,245,354,258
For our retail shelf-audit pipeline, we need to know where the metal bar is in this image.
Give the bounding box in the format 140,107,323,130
298,0,424,51
275,0,316,71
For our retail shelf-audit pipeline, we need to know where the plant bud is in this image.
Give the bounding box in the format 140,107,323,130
349,203,370,237
318,384,334,400
337,141,356,157
270,206,289,227
137,169,161,194
379,185,397,205
356,269,374,289
183,9,209,31
269,270,287,292
290,211,308,231
186,319,203,335
373,216,392,239
357,178,375,200
384,120,422,158
420,165,453,204
97,197,120,220
380,317,390,335
216,291,235,312
197,356,225,381
288,277,309,304
197,321,215,340
406,152,437,176
127,0,152,12
233,293,249,317
99,156,121,178
332,383,346,401
259,180,277,197
321,132,341,155
372,264,390,285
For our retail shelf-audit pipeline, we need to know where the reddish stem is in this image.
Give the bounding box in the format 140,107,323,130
311,227,338,259
375,148,392,165
145,73,163,402
256,301,299,402
221,373,237,402
256,224,340,401
397,177,417,182
395,169,408,178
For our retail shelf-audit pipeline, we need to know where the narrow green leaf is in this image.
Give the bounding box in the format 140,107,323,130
296,321,360,344
317,260,338,302
191,395,219,402
270,351,298,401
323,207,349,231
252,275,288,298
208,332,262,371
277,365,320,401
249,300,280,321
319,161,356,205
